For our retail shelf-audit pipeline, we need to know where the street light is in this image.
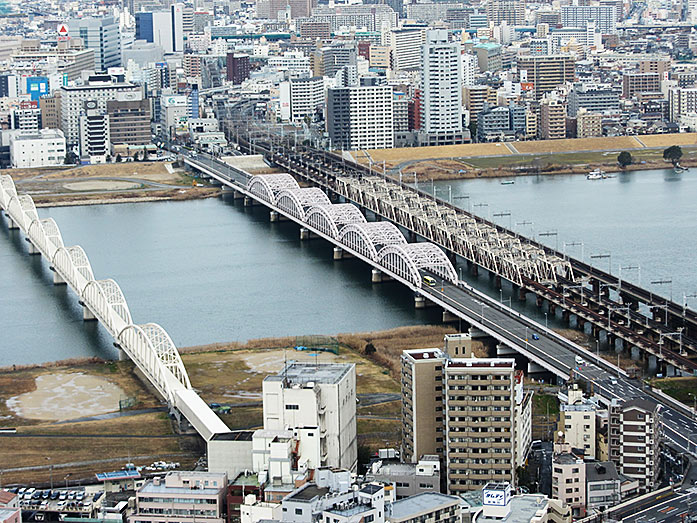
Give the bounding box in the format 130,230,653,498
473,202,489,219
544,312,548,329
683,293,697,317
46,457,53,489
590,252,612,273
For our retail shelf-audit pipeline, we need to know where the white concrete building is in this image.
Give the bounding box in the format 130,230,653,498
420,29,462,134
560,386,597,459
327,84,393,150
79,101,111,164
389,28,423,72
9,129,66,168
160,94,190,132
263,362,357,471
268,52,311,74
10,107,41,131
280,76,325,123
461,52,478,86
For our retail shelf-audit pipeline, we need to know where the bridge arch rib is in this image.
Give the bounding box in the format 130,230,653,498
337,222,407,261
304,203,366,239
377,243,458,288
82,279,133,334
248,174,299,204
275,188,331,221
51,245,95,293
0,175,17,208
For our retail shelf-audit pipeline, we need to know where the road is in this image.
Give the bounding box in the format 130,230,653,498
182,151,697,456
616,489,697,522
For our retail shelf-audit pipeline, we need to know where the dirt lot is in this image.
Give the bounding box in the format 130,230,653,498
513,136,643,154
358,143,513,165
638,134,697,147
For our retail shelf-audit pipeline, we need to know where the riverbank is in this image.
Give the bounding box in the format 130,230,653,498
32,186,221,207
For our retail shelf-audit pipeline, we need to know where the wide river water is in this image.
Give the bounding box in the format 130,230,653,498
1,167,695,365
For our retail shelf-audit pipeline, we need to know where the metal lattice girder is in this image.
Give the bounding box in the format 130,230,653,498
82,279,133,329
275,188,331,220
305,203,366,238
377,242,458,288
248,173,299,203
337,221,407,260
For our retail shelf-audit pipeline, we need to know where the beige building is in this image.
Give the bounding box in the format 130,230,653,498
401,334,529,494
464,85,496,125
129,471,228,523
552,442,586,518
576,109,602,138
518,55,576,100
608,399,661,492
559,385,597,459
39,92,61,130
622,72,660,99
11,39,95,81
369,46,391,69
539,98,566,139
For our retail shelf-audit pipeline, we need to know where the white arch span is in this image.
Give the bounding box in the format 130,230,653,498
304,203,366,238
248,173,299,204
377,243,458,288
275,188,331,220
337,221,407,261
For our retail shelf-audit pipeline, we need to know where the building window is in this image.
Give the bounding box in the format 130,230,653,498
286,404,299,410
295,509,303,515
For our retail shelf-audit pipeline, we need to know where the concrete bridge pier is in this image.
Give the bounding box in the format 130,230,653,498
414,295,427,309
270,211,279,222
243,196,254,207
80,303,97,321
52,269,65,285
496,343,518,356
117,346,128,361
6,216,17,229
442,310,459,323
494,275,502,289
562,310,571,324
536,295,544,308
527,361,547,375
299,227,316,240
371,269,392,283
233,190,245,200
26,239,40,255
333,247,354,260
549,303,557,316
518,287,527,302
471,263,479,277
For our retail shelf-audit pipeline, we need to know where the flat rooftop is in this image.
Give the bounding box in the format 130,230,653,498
476,495,548,523
265,362,353,386
286,484,329,502
388,492,460,521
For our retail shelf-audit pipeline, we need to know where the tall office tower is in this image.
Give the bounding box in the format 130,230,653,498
517,54,576,99
608,399,662,493
135,3,185,54
401,334,531,494
262,362,357,471
561,5,617,34
486,0,525,26
69,16,121,71
420,30,463,135
327,82,394,150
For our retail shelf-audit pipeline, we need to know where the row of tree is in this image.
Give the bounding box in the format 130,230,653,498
617,145,683,168
64,150,152,165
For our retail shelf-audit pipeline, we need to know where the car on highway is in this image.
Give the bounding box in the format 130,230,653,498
532,333,539,340
423,276,437,287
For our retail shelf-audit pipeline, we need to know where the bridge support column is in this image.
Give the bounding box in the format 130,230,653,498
518,287,526,301
528,361,546,374
333,247,344,260
471,264,479,276
372,269,391,283
243,196,254,207
26,240,40,255
52,269,65,285
233,190,245,200
562,310,571,323
442,310,459,323
117,346,128,361
82,305,96,321
6,216,17,229
496,343,517,356
299,227,313,240
414,295,427,309
270,211,280,222
494,275,501,289
536,295,544,308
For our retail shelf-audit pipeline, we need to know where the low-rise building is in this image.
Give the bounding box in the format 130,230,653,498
129,471,228,523
9,129,66,168
386,492,461,523
471,482,571,523
585,461,620,513
552,444,586,518
365,455,440,499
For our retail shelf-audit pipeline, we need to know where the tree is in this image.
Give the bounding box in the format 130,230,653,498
364,343,376,355
105,155,112,163
115,154,122,163
64,151,77,165
468,120,477,142
617,151,633,168
663,145,683,165
142,149,149,161
132,151,140,162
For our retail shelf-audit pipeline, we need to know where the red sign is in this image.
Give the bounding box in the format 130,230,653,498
520,82,534,91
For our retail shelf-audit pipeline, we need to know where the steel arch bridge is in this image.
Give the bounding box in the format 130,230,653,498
0,174,228,441
248,174,458,288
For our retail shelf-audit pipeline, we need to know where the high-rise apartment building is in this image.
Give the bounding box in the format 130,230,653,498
567,83,620,116
389,28,423,72
551,442,587,518
608,399,662,492
474,42,502,72
517,55,576,99
327,83,394,150
576,109,603,138
539,98,566,139
79,100,111,163
669,87,697,122
69,16,121,70
622,72,661,98
561,5,617,34
464,85,497,124
401,334,530,494
226,54,251,84
486,0,525,26
279,76,325,123
420,30,462,135
559,385,597,458
262,362,357,471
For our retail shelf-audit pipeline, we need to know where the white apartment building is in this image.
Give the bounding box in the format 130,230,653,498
262,362,357,471
552,443,586,518
420,30,463,134
68,16,122,70
461,52,478,86
561,5,616,34
160,94,190,131
327,83,393,150
60,74,141,147
10,107,41,131
9,129,66,168
560,385,597,459
279,76,325,123
389,28,423,72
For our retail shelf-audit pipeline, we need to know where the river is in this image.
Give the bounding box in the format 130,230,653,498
1,167,694,365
